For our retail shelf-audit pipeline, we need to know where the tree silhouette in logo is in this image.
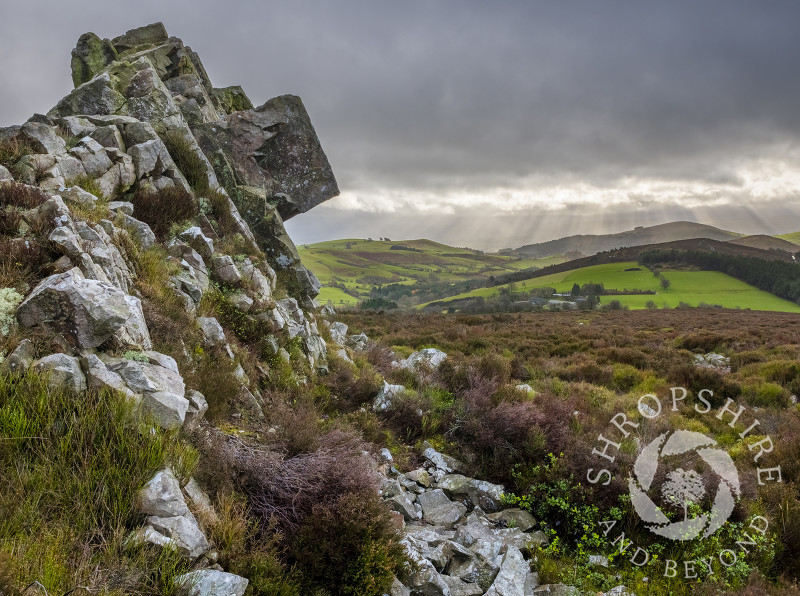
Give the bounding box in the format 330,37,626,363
661,468,706,522
628,430,740,541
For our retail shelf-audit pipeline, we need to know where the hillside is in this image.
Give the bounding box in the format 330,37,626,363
513,220,741,257
419,261,800,312
298,238,564,305
728,234,800,252
778,230,800,245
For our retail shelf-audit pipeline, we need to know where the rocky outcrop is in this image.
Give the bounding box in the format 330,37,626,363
385,444,546,595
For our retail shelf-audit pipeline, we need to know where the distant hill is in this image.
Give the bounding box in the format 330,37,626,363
728,235,799,253
297,238,564,305
513,221,741,258
777,231,800,246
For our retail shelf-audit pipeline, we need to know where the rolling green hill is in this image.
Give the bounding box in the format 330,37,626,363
298,238,564,305
418,261,800,313
777,231,800,245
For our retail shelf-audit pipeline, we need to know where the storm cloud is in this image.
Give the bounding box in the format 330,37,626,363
2,1,799,248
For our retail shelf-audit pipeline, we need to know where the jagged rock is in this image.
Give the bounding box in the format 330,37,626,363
111,22,167,52
0,339,35,376
210,254,242,285
147,514,209,559
175,570,248,596
197,317,226,346
438,474,505,512
107,200,134,215
418,489,467,527
17,268,130,349
389,493,422,522
178,226,214,258
400,537,453,596
374,380,406,412
80,353,137,399
128,137,173,179
107,358,188,429
329,321,348,345
71,32,120,87
346,332,370,351
390,577,412,596
138,468,190,517
192,95,338,221
228,292,253,312
121,214,156,248
69,136,113,177
184,389,209,429
60,185,99,208
441,576,483,596
422,445,465,474
487,509,536,532
184,477,216,522
485,546,531,596
49,226,83,259
405,469,432,489
211,86,253,114
0,121,67,155
33,353,87,393
165,74,220,126
588,555,609,568
238,259,273,301
116,294,152,349
401,348,448,370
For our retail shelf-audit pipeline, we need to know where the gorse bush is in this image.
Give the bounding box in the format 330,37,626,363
131,186,198,241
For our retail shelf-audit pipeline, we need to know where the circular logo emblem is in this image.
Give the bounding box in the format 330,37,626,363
629,429,741,541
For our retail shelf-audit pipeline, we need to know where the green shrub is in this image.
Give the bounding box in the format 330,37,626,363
611,363,642,392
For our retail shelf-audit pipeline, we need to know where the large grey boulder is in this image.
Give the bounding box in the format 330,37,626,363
399,537,452,596
441,576,483,596
437,474,505,513
192,95,338,221
210,254,242,285
418,489,467,528
112,22,169,53
175,570,248,596
178,226,214,259
329,321,348,345
17,268,130,349
33,353,87,393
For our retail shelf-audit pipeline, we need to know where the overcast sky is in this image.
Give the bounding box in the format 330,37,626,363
2,1,799,249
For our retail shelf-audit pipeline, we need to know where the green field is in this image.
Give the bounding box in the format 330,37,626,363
418,261,800,313
298,238,565,303
777,231,800,245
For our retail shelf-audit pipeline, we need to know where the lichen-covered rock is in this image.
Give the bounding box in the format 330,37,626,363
484,546,532,596
71,32,119,87
17,268,130,349
417,489,467,528
175,570,248,596
0,287,24,337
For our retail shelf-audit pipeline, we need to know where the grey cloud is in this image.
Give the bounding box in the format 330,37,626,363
2,1,799,245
